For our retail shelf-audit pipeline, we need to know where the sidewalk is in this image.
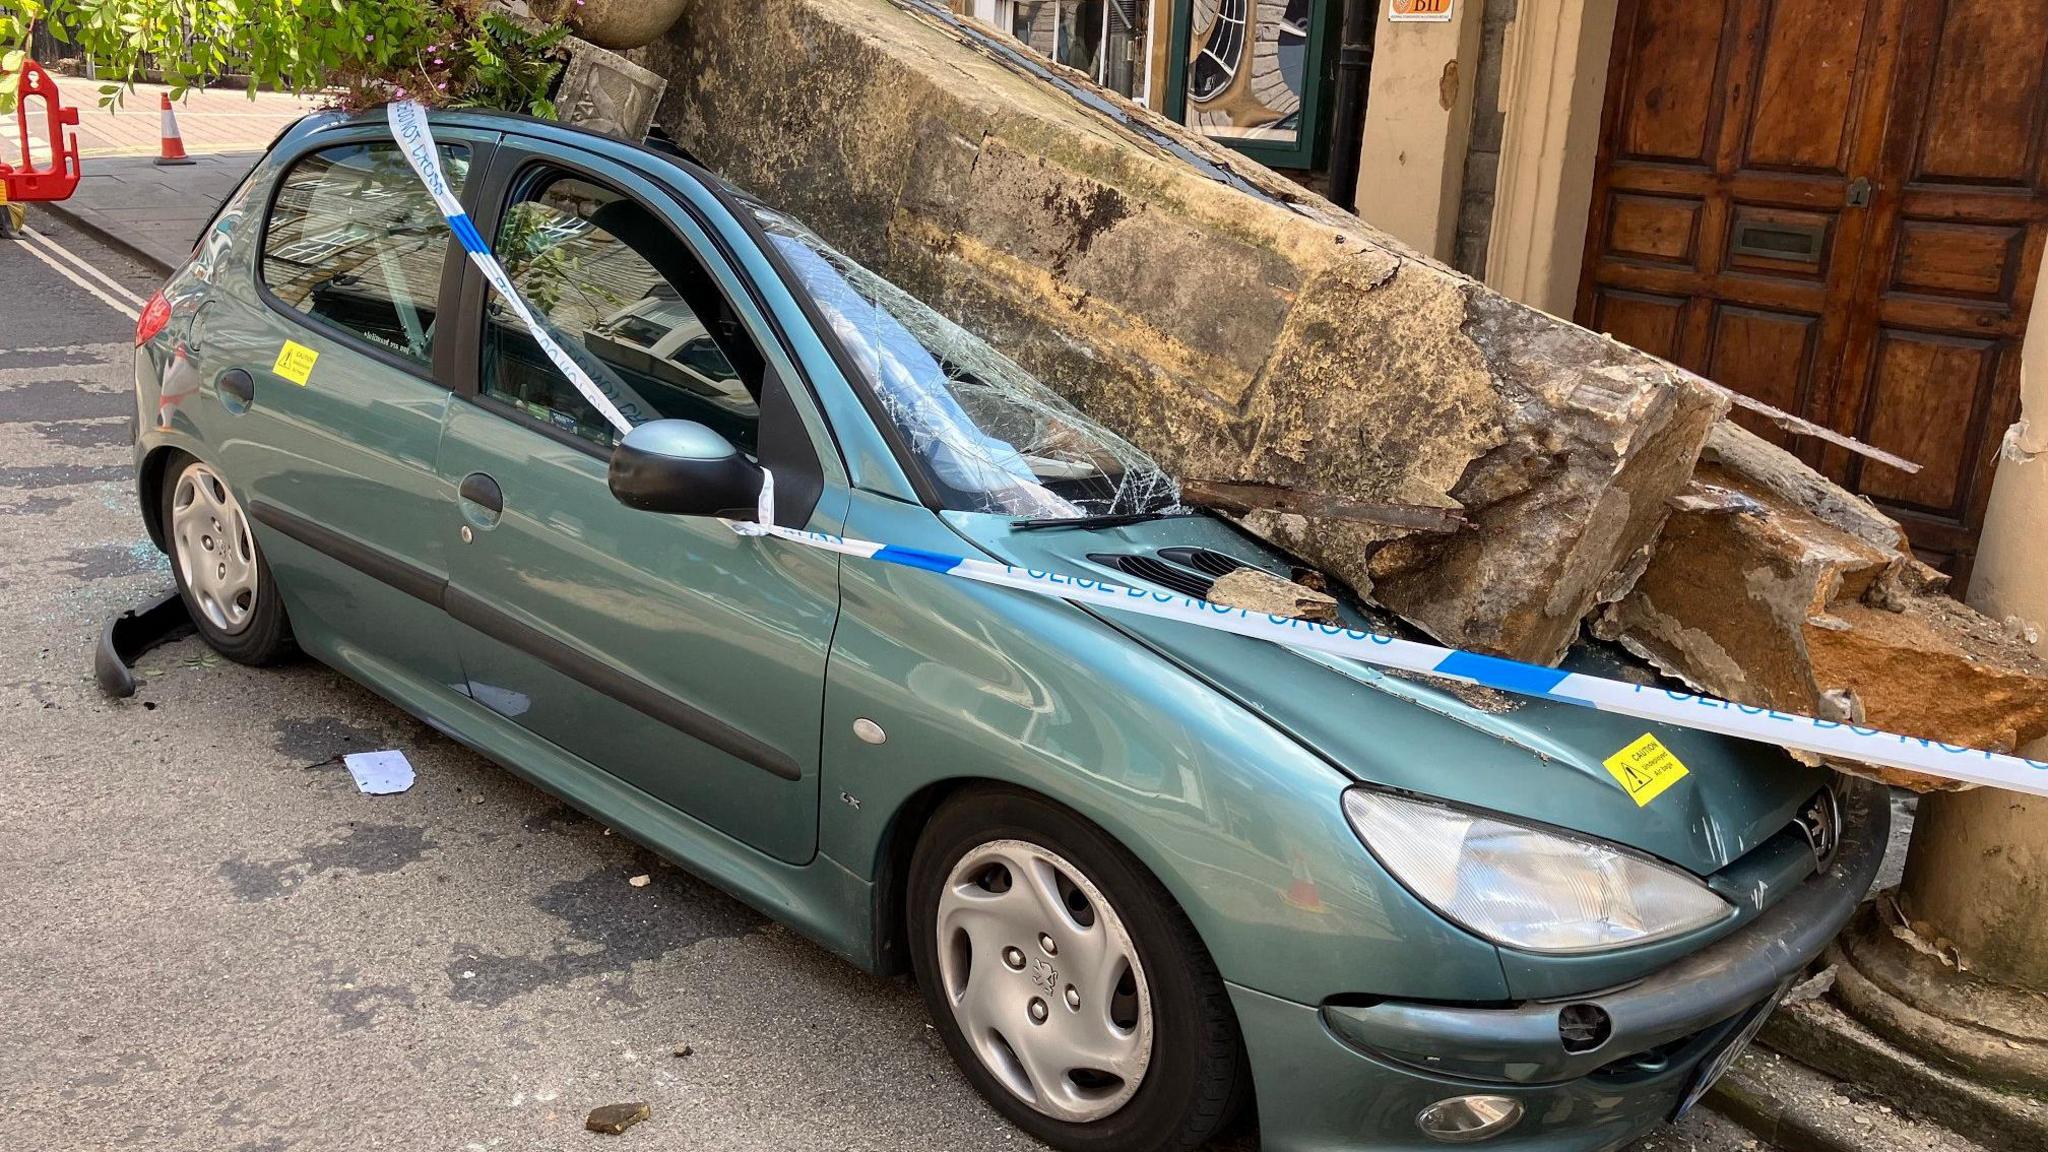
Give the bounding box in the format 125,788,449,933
6,79,319,273
2,78,321,160
39,153,263,272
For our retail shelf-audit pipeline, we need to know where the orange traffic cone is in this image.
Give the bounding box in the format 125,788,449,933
155,92,194,166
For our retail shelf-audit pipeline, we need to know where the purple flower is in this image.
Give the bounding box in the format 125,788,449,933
364,33,375,41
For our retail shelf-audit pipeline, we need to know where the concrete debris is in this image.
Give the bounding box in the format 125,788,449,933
647,0,2045,787
1998,418,2041,464
649,0,1726,667
1598,426,2048,791
1205,566,1341,623
1784,964,1838,1006
585,1102,651,1134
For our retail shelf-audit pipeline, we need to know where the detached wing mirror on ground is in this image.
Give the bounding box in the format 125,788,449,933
606,418,763,517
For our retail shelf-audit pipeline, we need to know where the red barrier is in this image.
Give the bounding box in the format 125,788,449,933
0,60,83,203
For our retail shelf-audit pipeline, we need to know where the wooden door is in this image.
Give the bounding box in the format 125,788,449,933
1577,0,2048,587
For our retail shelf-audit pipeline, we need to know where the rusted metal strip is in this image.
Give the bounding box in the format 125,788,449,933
1706,383,1923,475
1182,478,1468,533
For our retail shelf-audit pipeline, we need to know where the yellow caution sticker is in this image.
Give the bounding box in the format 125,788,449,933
1604,733,1690,807
272,340,320,386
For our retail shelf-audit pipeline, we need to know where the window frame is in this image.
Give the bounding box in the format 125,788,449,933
1162,0,1339,171
461,158,771,459
253,127,495,388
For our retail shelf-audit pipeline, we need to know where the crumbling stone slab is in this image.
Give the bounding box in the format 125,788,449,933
644,0,1725,665
1598,425,2048,790
1206,567,1340,624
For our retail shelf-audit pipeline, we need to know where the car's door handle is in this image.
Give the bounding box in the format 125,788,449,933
458,472,504,528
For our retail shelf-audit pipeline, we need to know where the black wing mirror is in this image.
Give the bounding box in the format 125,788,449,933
607,419,764,518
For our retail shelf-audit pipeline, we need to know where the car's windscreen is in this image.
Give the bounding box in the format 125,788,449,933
751,207,1178,519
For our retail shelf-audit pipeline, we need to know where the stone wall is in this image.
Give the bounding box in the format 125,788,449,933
645,0,1723,666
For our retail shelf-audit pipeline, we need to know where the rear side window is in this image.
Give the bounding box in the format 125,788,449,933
261,141,470,367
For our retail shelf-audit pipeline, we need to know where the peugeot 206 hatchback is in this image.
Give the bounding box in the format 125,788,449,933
129,109,1884,1152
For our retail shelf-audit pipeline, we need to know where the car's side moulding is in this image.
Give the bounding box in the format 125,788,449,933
247,499,801,782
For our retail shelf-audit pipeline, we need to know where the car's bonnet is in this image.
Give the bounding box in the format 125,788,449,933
944,511,1826,877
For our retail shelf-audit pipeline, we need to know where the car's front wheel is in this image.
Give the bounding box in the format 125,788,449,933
162,453,293,664
908,786,1248,1152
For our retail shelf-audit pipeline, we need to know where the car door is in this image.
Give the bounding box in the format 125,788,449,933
434,142,847,865
201,127,497,690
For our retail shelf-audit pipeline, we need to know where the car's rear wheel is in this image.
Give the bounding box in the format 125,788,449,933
908,786,1248,1152
162,454,293,664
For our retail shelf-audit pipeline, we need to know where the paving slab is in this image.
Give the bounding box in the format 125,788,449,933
34,153,260,274
1,77,318,161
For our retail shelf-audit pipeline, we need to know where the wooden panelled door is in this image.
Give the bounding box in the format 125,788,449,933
1577,0,2048,587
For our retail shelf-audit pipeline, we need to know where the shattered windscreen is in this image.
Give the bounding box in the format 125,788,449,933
752,207,1180,519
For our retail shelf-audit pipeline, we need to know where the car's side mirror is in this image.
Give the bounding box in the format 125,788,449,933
607,419,764,518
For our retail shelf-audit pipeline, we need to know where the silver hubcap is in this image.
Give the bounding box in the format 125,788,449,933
171,463,259,634
937,839,1153,1123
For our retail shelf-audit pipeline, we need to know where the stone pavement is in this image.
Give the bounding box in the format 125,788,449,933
1,78,320,161
5,78,317,272
35,153,261,273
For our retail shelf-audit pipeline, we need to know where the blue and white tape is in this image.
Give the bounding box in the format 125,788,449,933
390,102,634,436
389,102,2048,800
727,520,2048,797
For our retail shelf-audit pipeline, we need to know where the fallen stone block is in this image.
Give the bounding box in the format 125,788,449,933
645,0,1725,666
1598,425,2048,790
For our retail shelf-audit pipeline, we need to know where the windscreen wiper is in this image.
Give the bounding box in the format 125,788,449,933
1009,510,1191,531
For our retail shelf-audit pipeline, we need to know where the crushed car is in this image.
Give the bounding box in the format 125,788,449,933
127,107,1885,1152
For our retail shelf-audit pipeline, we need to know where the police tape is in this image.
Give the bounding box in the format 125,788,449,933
388,102,635,436
387,101,2048,800
723,520,2048,796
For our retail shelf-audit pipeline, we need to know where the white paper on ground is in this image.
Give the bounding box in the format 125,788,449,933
344,750,415,795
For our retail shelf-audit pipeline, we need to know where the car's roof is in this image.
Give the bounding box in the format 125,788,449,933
301,105,717,194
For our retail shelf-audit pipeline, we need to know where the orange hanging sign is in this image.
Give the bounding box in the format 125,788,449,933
1389,0,1456,21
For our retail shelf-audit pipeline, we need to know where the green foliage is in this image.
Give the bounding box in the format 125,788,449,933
447,10,567,118
0,0,572,116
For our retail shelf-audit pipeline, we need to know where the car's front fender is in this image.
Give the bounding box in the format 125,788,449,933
815,491,1509,1005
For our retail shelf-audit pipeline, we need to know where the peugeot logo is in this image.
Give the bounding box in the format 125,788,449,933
1796,785,1842,872
1030,959,1060,997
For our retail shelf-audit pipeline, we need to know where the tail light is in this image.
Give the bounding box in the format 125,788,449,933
136,289,172,346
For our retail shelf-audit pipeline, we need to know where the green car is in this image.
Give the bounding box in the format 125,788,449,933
130,109,1884,1152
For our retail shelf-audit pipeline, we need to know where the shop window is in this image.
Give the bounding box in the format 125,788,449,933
1000,1,1152,102
1166,0,1338,170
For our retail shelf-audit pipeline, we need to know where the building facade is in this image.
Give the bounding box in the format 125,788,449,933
957,0,2048,636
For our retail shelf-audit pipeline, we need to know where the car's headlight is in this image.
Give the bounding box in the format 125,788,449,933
1342,789,1732,954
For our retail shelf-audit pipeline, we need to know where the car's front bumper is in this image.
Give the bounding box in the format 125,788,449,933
1236,776,1888,1151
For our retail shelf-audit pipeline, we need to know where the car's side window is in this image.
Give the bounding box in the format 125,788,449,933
481,169,763,454
261,141,469,367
